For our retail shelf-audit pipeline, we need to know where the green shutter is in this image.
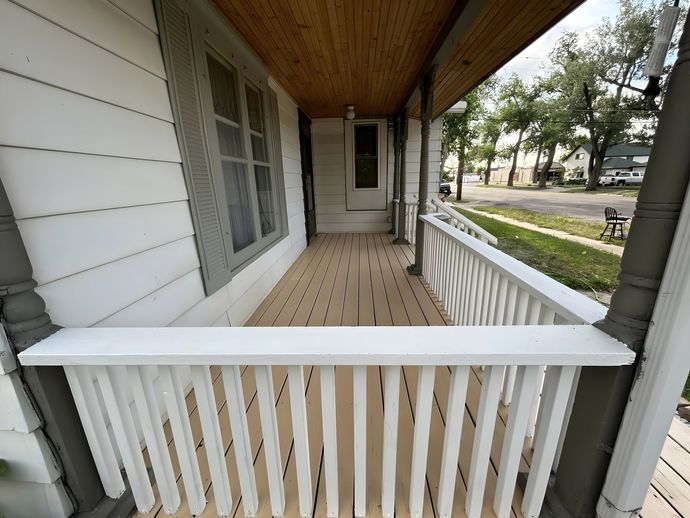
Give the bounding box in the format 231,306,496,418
157,0,232,294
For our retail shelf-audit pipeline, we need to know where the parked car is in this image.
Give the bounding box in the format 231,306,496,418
614,171,644,186
599,174,617,186
440,182,452,196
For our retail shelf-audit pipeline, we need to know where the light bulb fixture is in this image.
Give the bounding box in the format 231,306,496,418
345,105,356,120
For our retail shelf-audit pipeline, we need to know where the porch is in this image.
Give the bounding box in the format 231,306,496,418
18,223,635,518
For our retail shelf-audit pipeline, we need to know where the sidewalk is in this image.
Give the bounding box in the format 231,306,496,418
457,205,624,257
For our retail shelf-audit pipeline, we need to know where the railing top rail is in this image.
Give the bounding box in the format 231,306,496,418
430,199,498,245
18,326,633,367
420,214,608,325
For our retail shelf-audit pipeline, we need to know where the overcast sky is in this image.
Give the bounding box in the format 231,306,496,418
497,0,620,83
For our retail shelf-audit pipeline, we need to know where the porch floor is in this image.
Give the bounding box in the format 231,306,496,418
133,233,689,517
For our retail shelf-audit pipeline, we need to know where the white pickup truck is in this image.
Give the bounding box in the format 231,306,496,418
599,171,644,186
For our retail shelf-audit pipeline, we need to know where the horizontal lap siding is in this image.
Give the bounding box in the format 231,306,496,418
0,0,305,330
312,117,441,233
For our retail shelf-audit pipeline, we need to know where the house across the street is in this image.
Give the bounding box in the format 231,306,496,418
564,143,652,178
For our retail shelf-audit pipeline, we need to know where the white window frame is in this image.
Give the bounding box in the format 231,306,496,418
344,118,388,211
187,2,287,273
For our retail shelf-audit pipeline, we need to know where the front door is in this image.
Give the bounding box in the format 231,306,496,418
299,110,317,244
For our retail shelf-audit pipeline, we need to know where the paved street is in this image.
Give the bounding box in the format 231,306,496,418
458,183,637,220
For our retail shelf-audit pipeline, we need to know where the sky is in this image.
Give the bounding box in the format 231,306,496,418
497,0,620,83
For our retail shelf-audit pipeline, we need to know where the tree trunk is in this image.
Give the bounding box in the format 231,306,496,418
484,157,493,185
440,141,448,181
538,144,557,188
456,154,465,201
532,141,543,183
507,129,525,186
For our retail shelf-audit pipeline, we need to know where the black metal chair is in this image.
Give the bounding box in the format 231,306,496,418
600,207,629,240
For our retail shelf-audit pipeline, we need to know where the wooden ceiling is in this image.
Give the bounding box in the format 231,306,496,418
212,0,583,119
411,0,584,119
212,0,456,118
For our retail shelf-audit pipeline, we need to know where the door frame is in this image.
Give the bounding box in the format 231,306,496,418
298,109,317,244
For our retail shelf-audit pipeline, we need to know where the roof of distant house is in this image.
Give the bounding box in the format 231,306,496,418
538,161,565,171
566,143,652,160
601,157,645,170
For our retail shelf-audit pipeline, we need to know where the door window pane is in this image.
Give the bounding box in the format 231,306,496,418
354,124,378,188
222,161,255,252
254,165,276,236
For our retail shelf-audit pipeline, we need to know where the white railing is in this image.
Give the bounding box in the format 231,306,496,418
393,196,420,244
420,214,610,463
430,198,498,245
19,327,632,518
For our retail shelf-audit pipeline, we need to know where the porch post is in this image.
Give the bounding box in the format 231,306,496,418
391,115,400,234
0,180,103,511
394,110,410,244
553,10,690,517
408,67,436,274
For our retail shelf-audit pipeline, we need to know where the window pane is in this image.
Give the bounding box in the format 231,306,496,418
245,84,268,162
354,124,378,188
222,161,255,252
254,165,276,236
216,120,243,158
207,54,239,122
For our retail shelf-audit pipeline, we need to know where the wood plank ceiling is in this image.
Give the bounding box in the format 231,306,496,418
212,0,583,119
212,0,456,117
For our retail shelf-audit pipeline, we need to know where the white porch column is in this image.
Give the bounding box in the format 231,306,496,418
596,180,690,517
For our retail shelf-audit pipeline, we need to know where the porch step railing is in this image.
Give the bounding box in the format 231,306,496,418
19,327,632,518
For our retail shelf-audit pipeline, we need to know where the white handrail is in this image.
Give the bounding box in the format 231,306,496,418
17,324,631,518
430,198,498,245
420,214,607,325
18,326,632,367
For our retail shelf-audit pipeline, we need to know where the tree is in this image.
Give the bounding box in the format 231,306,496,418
496,75,538,186
440,78,496,200
474,116,504,185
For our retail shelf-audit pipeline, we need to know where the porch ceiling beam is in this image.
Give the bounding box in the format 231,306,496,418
399,0,485,115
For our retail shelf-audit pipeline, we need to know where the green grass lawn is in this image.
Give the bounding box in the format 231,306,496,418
471,205,625,247
455,208,621,292
562,186,640,197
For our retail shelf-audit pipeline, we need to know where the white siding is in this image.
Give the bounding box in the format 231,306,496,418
0,2,305,515
312,117,441,233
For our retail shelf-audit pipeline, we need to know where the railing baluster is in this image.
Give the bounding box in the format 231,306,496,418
467,254,480,325
353,366,367,517
466,365,504,518
437,366,470,517
553,366,581,472
493,277,509,326
522,366,577,518
287,366,313,517
128,365,180,513
473,262,487,325
455,247,467,324
462,253,475,325
96,366,155,512
409,366,436,518
222,365,258,516
501,284,520,405
192,365,233,515
64,366,125,498
515,290,530,324
448,242,460,319
381,366,401,518
160,365,206,515
484,268,500,326
320,365,339,517
493,366,540,518
255,365,285,516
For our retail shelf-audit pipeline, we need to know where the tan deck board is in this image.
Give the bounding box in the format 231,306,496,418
132,233,688,517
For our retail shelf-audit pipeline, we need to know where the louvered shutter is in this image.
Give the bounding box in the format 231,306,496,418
157,0,232,295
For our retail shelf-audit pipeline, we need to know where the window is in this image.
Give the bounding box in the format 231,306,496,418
354,124,379,189
158,0,287,294
575,152,585,160
632,172,639,177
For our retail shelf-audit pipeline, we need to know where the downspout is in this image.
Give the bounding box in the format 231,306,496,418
0,179,104,513
553,10,690,518
408,66,437,274
394,110,410,244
